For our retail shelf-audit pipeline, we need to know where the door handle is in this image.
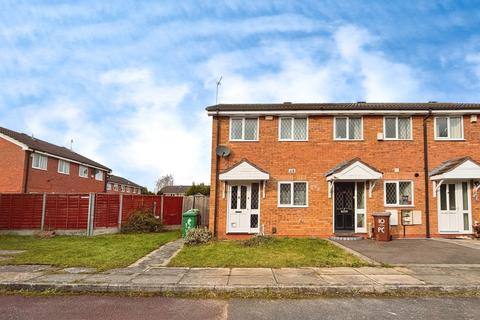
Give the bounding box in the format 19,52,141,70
235,211,242,213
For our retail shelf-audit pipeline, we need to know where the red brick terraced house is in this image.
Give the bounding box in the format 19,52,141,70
0,126,111,193
207,102,480,239
107,174,143,194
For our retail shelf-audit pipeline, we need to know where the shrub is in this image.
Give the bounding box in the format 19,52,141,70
185,227,212,245
186,183,210,196
474,222,480,239
121,209,162,233
242,235,274,247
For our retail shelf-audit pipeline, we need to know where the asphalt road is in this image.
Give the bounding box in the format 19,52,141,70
1,295,479,320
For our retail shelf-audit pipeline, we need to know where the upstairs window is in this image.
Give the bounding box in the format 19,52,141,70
435,116,463,140
79,165,88,178
95,169,104,181
278,181,308,207
113,184,119,191
107,183,112,191
334,117,362,140
385,181,414,206
121,185,126,192
279,117,308,141
58,160,70,174
32,153,48,170
230,118,258,141
384,117,412,140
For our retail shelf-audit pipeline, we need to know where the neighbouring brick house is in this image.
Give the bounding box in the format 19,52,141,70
207,102,480,239
0,126,111,193
107,174,143,194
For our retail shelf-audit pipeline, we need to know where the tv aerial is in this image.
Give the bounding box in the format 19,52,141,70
216,145,231,157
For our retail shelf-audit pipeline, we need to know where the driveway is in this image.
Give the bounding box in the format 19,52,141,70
335,239,480,265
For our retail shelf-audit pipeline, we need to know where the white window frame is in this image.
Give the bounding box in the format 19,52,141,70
113,184,119,191
383,116,413,140
333,116,363,141
277,181,308,208
107,183,112,191
32,153,48,170
95,169,104,181
229,117,259,141
278,117,309,141
384,180,415,207
434,116,464,140
79,165,88,178
57,160,70,175
121,185,126,192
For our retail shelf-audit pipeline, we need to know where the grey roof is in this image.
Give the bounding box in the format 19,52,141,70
107,175,142,188
206,102,480,112
160,185,190,194
429,157,480,177
0,126,110,171
325,158,383,177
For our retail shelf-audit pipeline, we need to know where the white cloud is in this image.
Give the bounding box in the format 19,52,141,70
466,53,480,82
99,67,210,187
204,24,424,104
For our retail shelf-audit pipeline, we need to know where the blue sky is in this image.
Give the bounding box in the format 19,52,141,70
1,1,480,190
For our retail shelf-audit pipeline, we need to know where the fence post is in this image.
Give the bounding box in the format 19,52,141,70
87,193,96,236
118,194,123,230
153,201,157,217
40,193,47,231
160,195,164,224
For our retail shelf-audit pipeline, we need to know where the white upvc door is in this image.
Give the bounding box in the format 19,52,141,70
227,182,260,234
438,182,471,233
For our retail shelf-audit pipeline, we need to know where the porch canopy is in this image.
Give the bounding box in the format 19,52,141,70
219,159,270,181
325,158,383,198
430,157,480,198
219,159,269,198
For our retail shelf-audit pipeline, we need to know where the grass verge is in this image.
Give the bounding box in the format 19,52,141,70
0,231,179,271
169,237,368,268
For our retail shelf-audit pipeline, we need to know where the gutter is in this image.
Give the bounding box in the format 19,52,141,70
423,109,432,238
213,107,220,238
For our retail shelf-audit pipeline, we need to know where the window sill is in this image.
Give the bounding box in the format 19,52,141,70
278,205,309,208
334,139,364,142
58,172,70,175
278,139,309,142
384,205,415,208
433,138,465,141
32,167,47,171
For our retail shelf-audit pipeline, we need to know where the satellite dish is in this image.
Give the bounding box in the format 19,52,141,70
216,145,231,157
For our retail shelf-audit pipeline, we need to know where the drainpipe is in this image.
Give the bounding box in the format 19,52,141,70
423,109,432,238
22,150,31,193
213,107,220,238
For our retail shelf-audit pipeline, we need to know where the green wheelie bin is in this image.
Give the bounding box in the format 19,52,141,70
182,209,199,238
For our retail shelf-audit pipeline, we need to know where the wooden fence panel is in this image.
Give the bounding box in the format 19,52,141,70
182,195,209,226
162,196,183,225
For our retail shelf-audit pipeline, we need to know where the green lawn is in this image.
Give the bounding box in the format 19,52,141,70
0,231,180,271
169,237,368,268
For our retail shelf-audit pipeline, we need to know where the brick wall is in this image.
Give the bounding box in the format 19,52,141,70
210,115,480,239
26,155,106,193
0,139,26,193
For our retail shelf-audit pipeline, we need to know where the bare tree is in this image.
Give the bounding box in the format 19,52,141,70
155,174,174,193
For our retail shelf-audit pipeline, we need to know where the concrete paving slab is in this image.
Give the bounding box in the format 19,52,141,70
0,265,53,273
355,267,403,275
144,267,189,276
366,274,425,285
228,275,276,286
179,275,228,286
0,272,43,282
321,274,375,285
61,267,97,274
187,268,230,277
130,274,182,285
313,267,359,275
104,268,144,275
82,274,134,284
33,274,88,283
230,268,274,277
406,267,454,275
415,275,475,285
273,268,326,285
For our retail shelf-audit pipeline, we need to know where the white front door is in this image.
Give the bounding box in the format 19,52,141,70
227,182,260,233
438,182,471,233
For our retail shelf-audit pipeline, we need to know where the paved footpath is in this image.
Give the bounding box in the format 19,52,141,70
1,264,479,295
